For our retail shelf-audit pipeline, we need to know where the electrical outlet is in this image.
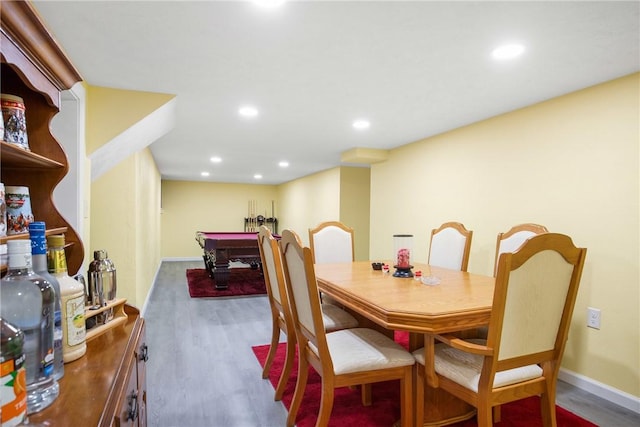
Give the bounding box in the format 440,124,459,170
587,307,601,329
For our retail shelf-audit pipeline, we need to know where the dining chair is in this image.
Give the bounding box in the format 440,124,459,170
494,223,548,276
308,220,355,264
257,226,359,401
279,229,416,427
413,233,587,427
428,221,473,271
308,220,355,308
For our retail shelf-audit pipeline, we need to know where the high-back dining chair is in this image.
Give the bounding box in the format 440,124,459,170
309,221,355,264
413,233,587,427
279,229,416,427
257,226,359,401
428,221,473,271
494,223,548,276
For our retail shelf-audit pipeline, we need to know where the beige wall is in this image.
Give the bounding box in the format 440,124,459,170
160,166,371,260
370,73,639,397
86,86,174,153
277,168,341,244
135,149,162,306
90,148,161,308
339,167,370,260
86,85,165,308
160,180,278,258
276,166,370,259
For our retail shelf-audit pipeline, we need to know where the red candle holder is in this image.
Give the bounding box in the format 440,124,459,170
393,234,414,278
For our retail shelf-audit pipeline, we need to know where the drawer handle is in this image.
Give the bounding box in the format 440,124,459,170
139,343,149,362
127,391,139,421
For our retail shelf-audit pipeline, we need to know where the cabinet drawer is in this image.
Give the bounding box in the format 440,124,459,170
114,357,141,427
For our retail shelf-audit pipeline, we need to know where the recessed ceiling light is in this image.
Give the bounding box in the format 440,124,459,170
210,156,222,163
352,120,370,130
254,174,263,180
278,161,289,168
491,43,525,60
201,171,210,177
239,106,259,118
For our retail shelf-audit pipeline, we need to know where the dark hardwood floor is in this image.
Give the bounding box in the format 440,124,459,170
144,261,639,426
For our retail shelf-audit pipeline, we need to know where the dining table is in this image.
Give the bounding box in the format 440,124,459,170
315,261,495,427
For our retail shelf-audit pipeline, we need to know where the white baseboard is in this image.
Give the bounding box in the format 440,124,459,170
559,367,640,414
162,256,201,262
141,262,163,317
141,258,200,316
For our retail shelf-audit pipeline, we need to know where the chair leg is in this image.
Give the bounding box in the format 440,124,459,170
316,377,335,427
476,399,492,427
262,320,280,379
414,365,425,427
361,383,372,406
275,338,296,401
400,367,414,427
287,356,309,427
540,383,557,427
493,405,501,422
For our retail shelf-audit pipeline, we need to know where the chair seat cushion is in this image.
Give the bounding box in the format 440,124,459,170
324,328,415,375
413,339,543,392
321,303,359,332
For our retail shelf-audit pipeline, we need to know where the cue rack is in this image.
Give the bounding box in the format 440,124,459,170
244,199,278,233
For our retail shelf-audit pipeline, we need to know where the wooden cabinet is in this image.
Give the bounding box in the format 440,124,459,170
0,0,84,275
1,3,149,425
28,305,148,427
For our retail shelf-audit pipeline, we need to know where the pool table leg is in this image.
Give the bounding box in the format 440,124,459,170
213,249,230,289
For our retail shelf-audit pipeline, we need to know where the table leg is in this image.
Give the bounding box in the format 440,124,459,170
213,249,230,290
409,333,476,427
421,386,475,427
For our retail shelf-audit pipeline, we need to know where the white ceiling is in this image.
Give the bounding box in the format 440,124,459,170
32,1,639,185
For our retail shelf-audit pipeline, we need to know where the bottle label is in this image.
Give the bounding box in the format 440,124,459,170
0,353,27,426
65,294,86,346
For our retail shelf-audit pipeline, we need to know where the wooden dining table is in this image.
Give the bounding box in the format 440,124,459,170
315,261,495,427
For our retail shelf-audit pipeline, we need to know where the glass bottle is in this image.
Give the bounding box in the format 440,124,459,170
0,317,27,426
29,222,64,380
0,239,59,414
47,234,86,362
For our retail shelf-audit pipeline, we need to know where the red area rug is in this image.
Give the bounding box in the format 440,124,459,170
186,268,267,298
252,332,596,427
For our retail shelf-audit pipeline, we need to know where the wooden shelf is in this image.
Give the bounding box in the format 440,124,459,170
85,297,129,342
1,0,85,276
0,140,65,169
0,227,70,275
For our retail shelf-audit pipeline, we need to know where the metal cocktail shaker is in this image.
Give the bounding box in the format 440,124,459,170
87,250,117,323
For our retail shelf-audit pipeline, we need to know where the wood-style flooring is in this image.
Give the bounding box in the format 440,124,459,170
144,261,640,426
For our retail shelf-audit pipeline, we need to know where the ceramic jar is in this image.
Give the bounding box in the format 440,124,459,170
1,94,29,150
5,186,33,235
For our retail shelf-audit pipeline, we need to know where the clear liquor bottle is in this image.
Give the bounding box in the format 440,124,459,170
47,234,86,362
0,239,59,414
29,222,64,380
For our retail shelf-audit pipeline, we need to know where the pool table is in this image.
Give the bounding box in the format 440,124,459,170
195,231,264,289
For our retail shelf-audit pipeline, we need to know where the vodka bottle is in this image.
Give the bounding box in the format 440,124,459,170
0,317,27,426
0,239,59,414
47,235,86,362
29,222,64,380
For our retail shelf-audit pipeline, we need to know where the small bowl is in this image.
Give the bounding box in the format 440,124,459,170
371,262,383,271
